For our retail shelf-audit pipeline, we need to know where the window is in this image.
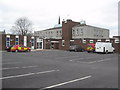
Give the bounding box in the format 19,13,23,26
80,28,83,34
6,36,10,47
31,39,34,46
82,40,86,43
70,41,74,46
16,38,19,45
90,40,93,43
56,31,59,37
72,30,75,35
115,39,119,43
97,40,101,42
106,39,110,42
77,29,79,35
62,40,65,46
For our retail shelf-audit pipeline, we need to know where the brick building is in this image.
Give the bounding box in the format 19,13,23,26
34,19,120,52
0,34,38,50
0,19,120,53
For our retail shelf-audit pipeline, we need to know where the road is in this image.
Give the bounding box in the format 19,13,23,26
1,50,118,89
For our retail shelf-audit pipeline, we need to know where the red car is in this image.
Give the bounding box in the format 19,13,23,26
11,45,31,52
87,44,95,53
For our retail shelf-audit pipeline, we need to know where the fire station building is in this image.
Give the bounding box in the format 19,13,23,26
0,19,120,53
34,19,120,52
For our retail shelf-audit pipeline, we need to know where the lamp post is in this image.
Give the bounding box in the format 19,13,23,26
44,37,46,49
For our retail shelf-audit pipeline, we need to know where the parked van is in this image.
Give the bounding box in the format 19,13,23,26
87,44,95,53
95,42,115,53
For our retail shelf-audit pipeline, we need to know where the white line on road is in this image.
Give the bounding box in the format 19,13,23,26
42,75,91,89
69,58,84,61
56,56,82,59
1,65,38,70
88,58,111,64
69,57,98,62
2,62,21,65
0,70,59,80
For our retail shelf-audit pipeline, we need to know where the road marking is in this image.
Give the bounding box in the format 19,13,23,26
0,70,59,80
42,75,91,89
1,65,38,70
88,58,111,64
2,62,21,65
69,58,84,62
56,56,82,59
69,57,97,62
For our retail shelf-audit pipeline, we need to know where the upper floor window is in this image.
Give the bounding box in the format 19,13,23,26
80,28,83,34
72,30,75,35
77,29,79,35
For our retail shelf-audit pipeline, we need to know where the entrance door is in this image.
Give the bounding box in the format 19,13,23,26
50,43,54,49
37,42,43,49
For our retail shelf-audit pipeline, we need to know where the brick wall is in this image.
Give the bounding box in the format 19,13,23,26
2,34,6,50
0,34,2,50
10,35,15,45
2,34,37,50
60,19,80,50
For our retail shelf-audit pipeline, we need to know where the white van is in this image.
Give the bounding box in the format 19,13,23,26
95,42,115,53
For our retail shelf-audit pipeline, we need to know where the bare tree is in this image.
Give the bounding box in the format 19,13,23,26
11,17,33,36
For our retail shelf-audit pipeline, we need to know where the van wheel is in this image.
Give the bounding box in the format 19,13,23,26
106,50,108,54
113,50,115,53
15,50,18,52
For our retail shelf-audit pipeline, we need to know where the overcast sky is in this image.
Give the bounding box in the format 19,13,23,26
0,0,119,37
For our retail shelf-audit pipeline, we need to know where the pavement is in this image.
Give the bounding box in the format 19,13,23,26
1,50,118,89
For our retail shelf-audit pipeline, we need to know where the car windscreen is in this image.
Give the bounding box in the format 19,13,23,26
70,45,76,47
88,45,92,47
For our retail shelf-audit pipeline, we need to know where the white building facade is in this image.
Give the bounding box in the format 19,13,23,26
72,25,109,39
34,27,62,39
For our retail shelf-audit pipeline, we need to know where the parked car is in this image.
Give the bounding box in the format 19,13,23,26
69,45,85,52
5,45,14,52
11,45,31,52
87,44,95,53
95,42,115,54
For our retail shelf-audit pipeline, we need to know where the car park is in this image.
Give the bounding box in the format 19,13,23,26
87,44,95,53
11,45,31,52
69,45,85,52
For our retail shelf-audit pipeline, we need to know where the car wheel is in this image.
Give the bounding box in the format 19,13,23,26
82,49,84,52
15,49,18,52
75,49,77,52
27,49,30,52
87,51,90,53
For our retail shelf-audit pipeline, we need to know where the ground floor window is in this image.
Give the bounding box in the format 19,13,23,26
82,40,86,43
37,42,42,49
16,38,19,45
6,36,10,47
62,40,65,46
31,39,34,46
70,41,74,46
